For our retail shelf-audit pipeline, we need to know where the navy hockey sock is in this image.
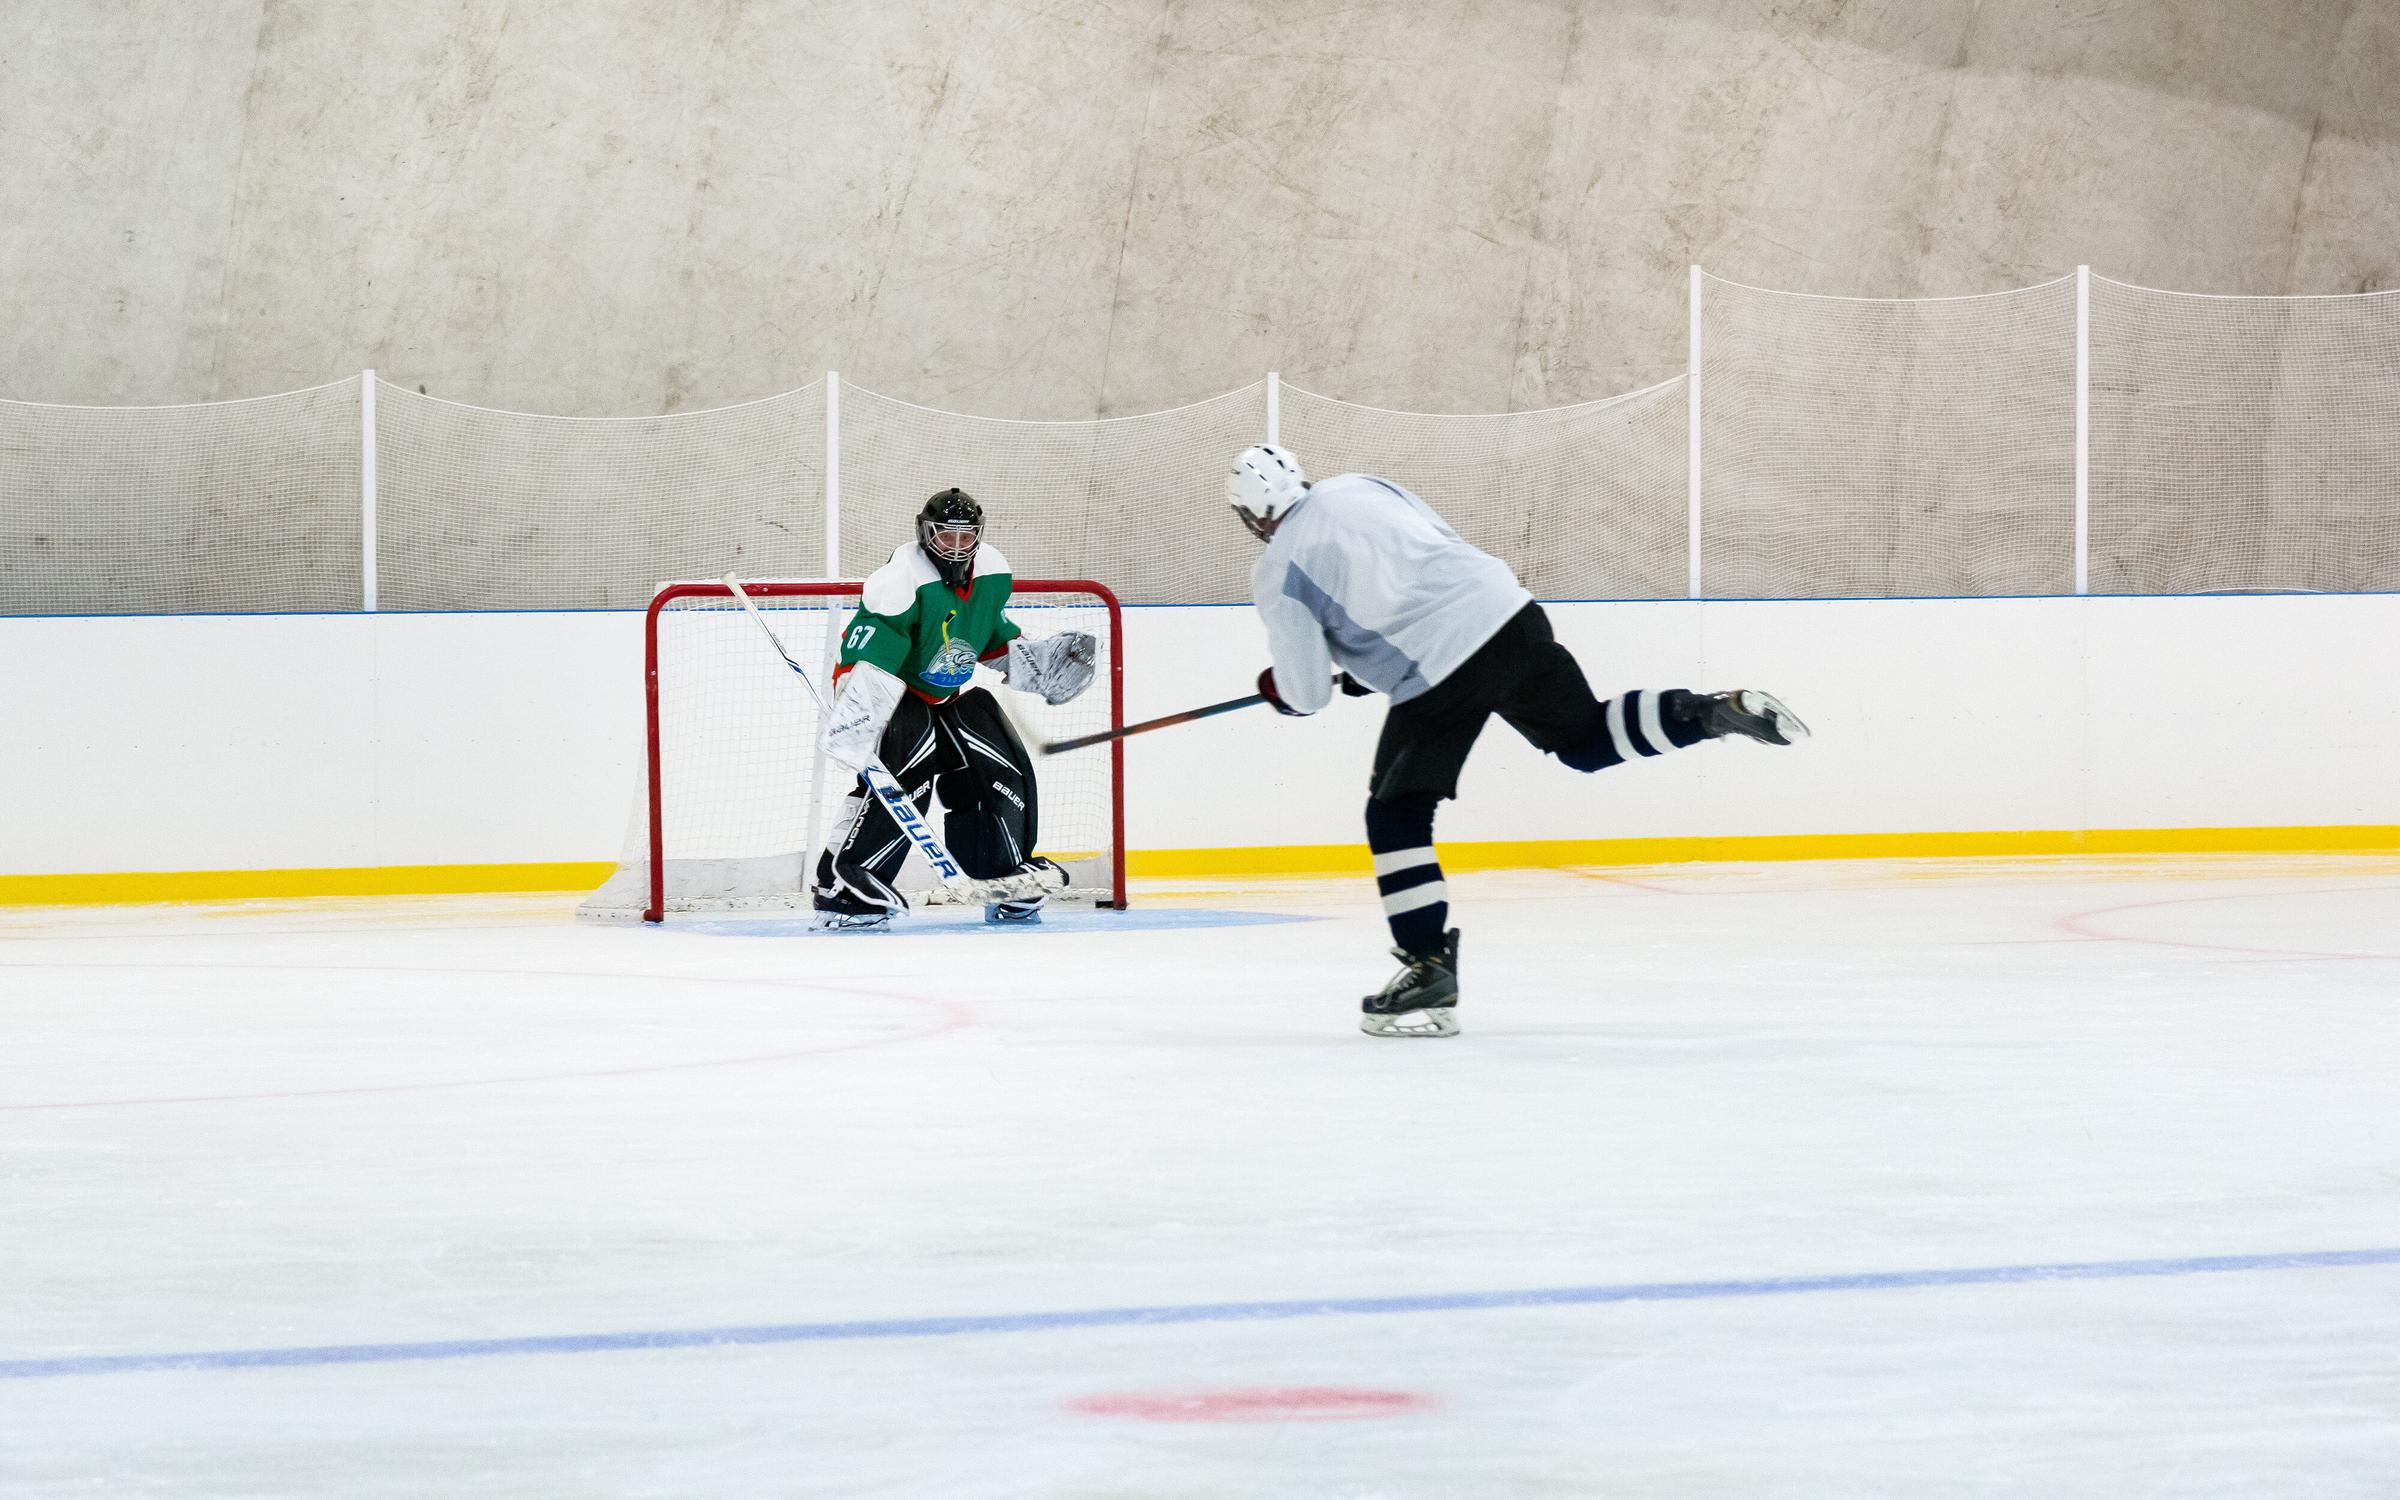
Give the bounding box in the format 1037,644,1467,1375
1364,793,1448,957
1559,687,1709,772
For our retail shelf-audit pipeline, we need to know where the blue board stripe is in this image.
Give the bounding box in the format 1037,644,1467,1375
6,1246,2395,1381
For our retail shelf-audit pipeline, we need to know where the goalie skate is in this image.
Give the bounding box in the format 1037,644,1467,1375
985,857,1068,924
1360,931,1462,1038
814,910,893,932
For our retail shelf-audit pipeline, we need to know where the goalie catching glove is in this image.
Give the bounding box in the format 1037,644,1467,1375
1003,630,1096,705
823,661,905,772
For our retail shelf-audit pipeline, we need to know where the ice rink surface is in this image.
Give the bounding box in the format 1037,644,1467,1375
5,856,2399,1497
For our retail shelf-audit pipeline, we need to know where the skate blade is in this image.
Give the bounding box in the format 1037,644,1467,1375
1360,1008,1460,1038
1737,689,1810,744
813,914,894,933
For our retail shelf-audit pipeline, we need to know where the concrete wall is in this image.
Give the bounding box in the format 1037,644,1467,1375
5,597,2399,882
5,0,2395,417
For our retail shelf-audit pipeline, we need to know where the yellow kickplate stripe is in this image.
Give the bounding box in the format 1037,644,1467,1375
1126,825,2400,880
0,862,618,907
7,826,2400,905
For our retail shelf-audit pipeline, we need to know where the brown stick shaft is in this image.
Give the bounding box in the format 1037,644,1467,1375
1043,693,1270,753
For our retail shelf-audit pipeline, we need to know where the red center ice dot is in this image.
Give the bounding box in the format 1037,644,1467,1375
1068,1387,1435,1423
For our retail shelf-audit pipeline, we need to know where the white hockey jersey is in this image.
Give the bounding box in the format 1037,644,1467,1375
1249,472,1532,713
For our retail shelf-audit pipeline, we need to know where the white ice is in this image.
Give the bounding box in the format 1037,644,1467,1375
5,857,2399,1497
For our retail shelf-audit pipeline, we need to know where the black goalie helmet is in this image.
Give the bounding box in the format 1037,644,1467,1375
916,487,983,588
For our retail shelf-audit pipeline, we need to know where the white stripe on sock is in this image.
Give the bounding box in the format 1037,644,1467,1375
1382,881,1448,917
1371,846,1438,877
1638,688,1670,757
1606,694,1638,762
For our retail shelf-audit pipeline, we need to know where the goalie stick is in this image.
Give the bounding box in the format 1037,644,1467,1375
718,574,1066,908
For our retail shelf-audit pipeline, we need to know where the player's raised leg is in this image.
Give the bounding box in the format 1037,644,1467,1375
1489,607,1809,771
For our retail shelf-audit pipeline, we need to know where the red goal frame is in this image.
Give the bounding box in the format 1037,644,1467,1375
639,579,1127,922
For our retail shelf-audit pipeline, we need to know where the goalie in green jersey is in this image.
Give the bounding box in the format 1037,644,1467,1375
813,488,1098,929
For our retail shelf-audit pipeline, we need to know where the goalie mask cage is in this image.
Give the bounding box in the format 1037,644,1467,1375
580,579,1126,922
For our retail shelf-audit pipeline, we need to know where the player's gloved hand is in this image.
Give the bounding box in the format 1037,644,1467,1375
1258,667,1305,716
1335,671,1373,697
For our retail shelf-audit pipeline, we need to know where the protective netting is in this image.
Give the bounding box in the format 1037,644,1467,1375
10,277,2400,619
2088,279,2400,594
579,582,1121,920
837,383,1268,604
1698,275,2078,598
375,381,826,610
1277,381,1688,600
0,380,360,614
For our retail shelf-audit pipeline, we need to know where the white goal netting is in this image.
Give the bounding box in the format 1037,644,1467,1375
0,380,360,614
375,381,827,610
837,382,1268,604
2087,278,2400,594
1698,274,2078,598
579,581,1123,921
1277,380,1688,599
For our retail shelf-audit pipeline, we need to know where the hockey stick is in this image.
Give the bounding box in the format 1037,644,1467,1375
1043,692,1270,754
718,574,1063,906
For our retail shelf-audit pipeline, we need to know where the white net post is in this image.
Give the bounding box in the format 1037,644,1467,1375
2075,268,2091,596
824,372,842,578
1266,371,1280,446
1688,264,1704,599
360,369,379,612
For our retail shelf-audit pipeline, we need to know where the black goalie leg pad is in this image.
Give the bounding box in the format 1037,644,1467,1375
812,787,923,914
813,700,939,914
1364,792,1448,958
932,688,1042,881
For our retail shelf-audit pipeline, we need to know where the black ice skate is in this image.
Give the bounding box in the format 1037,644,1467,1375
1673,689,1810,747
1360,930,1461,1038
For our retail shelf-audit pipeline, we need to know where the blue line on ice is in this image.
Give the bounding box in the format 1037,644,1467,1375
6,1247,2395,1381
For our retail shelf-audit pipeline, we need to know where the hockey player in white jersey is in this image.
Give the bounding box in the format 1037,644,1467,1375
1230,444,1807,1038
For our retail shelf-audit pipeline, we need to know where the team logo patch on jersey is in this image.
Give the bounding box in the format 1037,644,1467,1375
919,635,979,692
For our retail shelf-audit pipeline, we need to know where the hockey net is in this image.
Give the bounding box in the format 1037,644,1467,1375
580,579,1125,922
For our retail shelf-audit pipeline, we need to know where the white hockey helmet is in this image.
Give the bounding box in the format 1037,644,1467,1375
1227,444,1308,541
